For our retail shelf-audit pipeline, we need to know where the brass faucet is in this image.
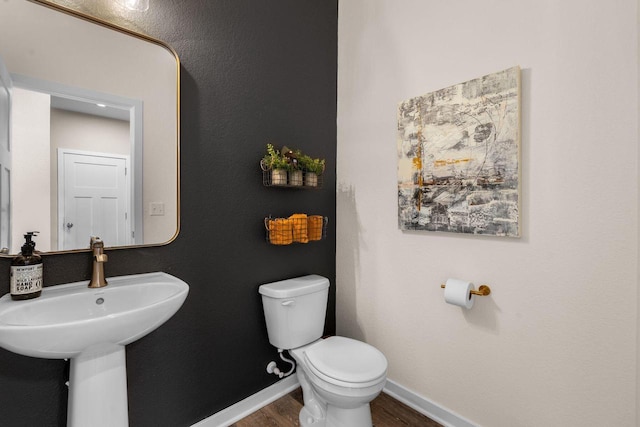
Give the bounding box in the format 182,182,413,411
88,237,108,288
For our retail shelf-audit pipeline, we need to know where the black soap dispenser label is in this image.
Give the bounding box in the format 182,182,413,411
10,231,43,300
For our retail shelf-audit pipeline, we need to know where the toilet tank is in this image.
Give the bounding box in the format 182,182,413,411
259,275,329,350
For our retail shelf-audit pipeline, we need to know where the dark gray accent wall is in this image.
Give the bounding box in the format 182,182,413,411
0,1,337,425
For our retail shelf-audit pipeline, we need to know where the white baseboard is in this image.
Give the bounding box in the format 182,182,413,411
191,375,477,427
191,375,300,427
383,379,479,427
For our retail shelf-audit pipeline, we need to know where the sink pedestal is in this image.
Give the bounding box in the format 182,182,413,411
0,272,189,427
68,343,128,427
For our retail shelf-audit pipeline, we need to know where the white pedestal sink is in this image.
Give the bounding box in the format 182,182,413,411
0,272,189,427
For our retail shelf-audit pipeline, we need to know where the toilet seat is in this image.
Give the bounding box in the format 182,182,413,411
302,336,387,388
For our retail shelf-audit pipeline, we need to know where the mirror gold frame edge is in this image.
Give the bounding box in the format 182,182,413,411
1,0,181,257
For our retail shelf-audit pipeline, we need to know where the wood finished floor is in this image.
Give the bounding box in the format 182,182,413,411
231,387,442,427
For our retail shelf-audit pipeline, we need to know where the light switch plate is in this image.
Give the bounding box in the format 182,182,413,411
150,202,165,216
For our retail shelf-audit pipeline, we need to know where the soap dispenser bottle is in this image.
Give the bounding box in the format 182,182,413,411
10,231,43,300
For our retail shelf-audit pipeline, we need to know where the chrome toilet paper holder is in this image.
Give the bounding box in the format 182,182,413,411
440,283,491,296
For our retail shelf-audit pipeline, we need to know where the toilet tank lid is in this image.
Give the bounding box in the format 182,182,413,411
259,275,329,298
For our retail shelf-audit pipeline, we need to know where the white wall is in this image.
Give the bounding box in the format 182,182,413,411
11,88,50,253
337,1,638,426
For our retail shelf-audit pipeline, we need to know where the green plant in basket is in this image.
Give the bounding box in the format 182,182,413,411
304,156,325,175
261,143,290,185
283,147,304,186
262,143,291,171
298,153,325,187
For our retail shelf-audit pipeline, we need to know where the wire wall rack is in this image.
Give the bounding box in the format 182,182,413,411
264,215,328,245
260,160,324,189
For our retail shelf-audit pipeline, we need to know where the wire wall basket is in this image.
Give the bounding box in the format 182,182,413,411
260,160,324,189
265,215,328,245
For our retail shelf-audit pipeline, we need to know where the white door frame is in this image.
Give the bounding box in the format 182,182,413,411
11,73,143,245
0,58,12,252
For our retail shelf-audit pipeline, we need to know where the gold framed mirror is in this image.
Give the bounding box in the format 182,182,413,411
0,0,180,255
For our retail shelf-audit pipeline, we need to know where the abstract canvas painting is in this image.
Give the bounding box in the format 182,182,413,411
397,66,521,237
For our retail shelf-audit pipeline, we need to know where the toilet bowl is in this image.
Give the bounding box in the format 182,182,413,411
290,336,387,426
259,275,388,427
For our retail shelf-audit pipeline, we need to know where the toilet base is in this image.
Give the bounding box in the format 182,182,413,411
299,403,373,427
291,337,385,427
299,406,325,427
326,403,372,427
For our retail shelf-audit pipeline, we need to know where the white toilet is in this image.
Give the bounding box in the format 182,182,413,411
259,275,387,427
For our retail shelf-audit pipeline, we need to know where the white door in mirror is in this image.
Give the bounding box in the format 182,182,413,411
59,150,131,250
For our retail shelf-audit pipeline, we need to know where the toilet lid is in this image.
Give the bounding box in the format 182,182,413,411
303,336,387,384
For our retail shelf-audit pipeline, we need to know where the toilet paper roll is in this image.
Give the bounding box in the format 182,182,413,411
444,278,475,309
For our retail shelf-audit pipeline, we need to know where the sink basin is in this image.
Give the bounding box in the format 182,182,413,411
0,271,188,358
0,271,189,427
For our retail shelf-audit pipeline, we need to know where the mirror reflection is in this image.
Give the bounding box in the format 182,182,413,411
0,0,179,255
